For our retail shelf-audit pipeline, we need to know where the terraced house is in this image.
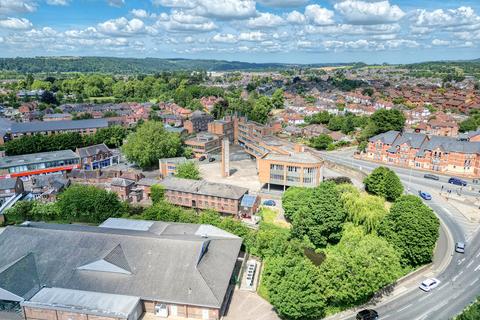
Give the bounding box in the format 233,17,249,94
364,130,480,177
0,218,241,320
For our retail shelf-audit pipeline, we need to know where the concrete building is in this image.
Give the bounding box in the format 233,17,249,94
364,130,480,177
0,218,242,320
184,133,222,158
159,157,188,178
0,150,80,179
258,151,323,190
208,120,234,142
160,177,249,216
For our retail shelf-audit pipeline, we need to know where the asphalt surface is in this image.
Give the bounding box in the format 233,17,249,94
318,150,480,320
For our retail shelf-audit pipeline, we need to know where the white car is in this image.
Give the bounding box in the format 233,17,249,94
419,278,440,292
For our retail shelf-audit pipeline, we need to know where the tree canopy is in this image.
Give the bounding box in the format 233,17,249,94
122,121,182,169
175,161,201,180
370,109,406,135
310,134,333,150
364,166,404,201
379,195,439,267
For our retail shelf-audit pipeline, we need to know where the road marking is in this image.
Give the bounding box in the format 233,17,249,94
470,278,479,287
467,260,474,268
397,304,412,313
452,271,464,282
458,258,466,265
475,264,480,272
476,251,480,258
437,282,449,290
381,314,392,320
418,294,431,302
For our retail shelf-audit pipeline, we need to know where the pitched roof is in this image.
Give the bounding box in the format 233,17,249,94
0,178,17,190
77,143,111,158
8,119,108,134
0,219,242,309
160,177,248,200
111,178,135,187
368,130,400,144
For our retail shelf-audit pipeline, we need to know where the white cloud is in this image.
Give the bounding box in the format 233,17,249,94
0,0,36,15
192,0,257,19
212,33,237,43
413,6,480,29
247,12,284,28
46,0,69,5
334,0,405,25
286,10,306,24
257,0,308,8
0,17,32,29
156,11,218,32
152,0,196,8
131,9,150,19
305,22,400,35
304,4,335,25
432,39,450,46
239,31,267,41
107,0,124,7
98,17,145,36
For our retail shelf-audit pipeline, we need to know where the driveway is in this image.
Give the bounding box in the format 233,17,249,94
224,288,280,320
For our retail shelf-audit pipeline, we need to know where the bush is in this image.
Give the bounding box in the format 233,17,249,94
364,166,403,201
456,297,480,320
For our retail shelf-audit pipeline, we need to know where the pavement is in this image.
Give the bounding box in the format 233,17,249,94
223,289,280,320
319,149,480,320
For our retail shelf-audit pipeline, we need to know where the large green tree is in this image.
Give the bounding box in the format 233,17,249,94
271,89,285,109
370,109,406,134
122,121,182,169
318,224,402,308
378,195,440,267
249,96,273,124
310,134,333,150
364,166,404,201
282,187,314,220
56,185,124,223
263,253,326,320
291,182,347,247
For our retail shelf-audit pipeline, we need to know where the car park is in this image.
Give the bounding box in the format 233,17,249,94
263,200,276,206
455,242,466,253
356,309,379,320
449,177,467,186
424,173,440,181
419,190,432,200
419,278,440,292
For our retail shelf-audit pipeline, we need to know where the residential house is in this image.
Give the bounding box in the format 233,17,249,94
76,143,119,170
30,175,70,203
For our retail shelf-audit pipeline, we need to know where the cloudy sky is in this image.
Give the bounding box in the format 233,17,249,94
0,0,479,64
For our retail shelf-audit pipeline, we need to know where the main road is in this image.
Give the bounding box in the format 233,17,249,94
317,149,480,320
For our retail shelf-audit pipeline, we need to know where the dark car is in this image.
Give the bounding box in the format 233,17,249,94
209,157,216,162
199,156,206,161
356,309,379,320
448,177,467,186
263,200,276,206
424,173,440,181
418,190,432,200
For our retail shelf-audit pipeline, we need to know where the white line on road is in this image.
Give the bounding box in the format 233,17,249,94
467,260,474,268
475,264,480,272
397,304,412,313
452,270,464,282
418,294,431,302
469,278,479,287
458,258,466,265
437,282,449,290
476,251,480,258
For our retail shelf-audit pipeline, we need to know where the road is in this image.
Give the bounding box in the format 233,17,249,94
318,149,480,320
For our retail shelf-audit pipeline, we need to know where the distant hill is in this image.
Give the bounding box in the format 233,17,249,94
0,56,354,74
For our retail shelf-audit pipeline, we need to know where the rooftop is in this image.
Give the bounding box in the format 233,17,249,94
0,219,242,309
160,176,248,200
77,143,111,158
8,119,108,134
263,152,322,164
0,150,79,169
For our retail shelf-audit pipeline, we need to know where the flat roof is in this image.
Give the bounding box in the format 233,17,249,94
22,287,140,319
160,177,248,200
263,152,322,164
0,150,79,169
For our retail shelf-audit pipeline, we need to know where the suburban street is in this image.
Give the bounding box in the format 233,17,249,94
319,149,480,320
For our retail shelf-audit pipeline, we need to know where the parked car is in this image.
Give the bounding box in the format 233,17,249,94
455,242,466,254
449,177,467,186
356,309,379,320
419,278,440,292
209,157,215,162
418,190,432,200
199,156,206,161
263,200,276,206
424,173,440,181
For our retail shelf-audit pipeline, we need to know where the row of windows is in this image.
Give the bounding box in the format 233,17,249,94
7,158,79,174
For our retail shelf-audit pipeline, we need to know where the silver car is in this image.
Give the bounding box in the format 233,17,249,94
455,242,465,253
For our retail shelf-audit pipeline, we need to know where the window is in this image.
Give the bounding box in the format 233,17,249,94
287,166,299,173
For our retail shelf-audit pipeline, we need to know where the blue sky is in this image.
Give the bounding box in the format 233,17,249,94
0,0,479,64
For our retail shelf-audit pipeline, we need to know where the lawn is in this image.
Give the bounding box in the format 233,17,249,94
259,207,290,229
